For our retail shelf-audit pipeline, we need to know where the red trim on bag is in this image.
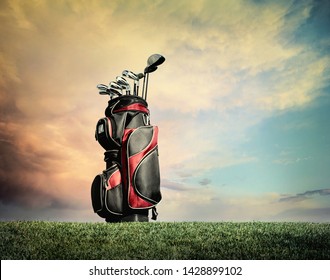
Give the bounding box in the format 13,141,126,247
113,104,149,114
121,128,135,203
128,189,153,208
106,169,121,190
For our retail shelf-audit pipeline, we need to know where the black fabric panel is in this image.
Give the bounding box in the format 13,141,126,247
104,150,120,164
134,148,161,204
91,174,111,218
112,113,126,144
126,112,147,129
91,175,103,212
128,126,153,156
105,185,123,215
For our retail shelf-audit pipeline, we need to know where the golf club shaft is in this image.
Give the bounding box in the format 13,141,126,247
145,73,149,101
142,76,146,99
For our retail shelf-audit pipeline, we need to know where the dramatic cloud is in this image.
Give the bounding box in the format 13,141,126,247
0,119,91,210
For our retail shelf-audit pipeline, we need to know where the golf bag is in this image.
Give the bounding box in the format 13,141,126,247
91,95,161,222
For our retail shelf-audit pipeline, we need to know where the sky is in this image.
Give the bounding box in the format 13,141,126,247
0,0,329,222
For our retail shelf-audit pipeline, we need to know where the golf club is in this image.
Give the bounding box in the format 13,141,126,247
142,66,158,100
109,87,122,98
97,84,111,97
141,54,165,100
116,76,130,95
109,81,123,96
147,54,165,68
122,70,141,96
97,84,109,91
98,90,109,95
136,73,144,97
97,84,118,100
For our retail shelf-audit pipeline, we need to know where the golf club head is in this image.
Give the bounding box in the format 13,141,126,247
125,71,138,81
97,84,109,91
137,73,145,79
109,81,123,91
109,87,122,97
98,90,110,95
144,65,158,74
122,70,140,95
116,76,130,94
147,54,165,67
116,76,129,86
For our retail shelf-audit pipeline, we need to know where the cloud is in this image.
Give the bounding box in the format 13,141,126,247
0,118,97,210
161,178,193,191
0,121,62,208
151,0,329,183
0,93,100,213
255,54,330,111
274,156,312,166
279,188,330,203
199,178,211,186
0,201,98,222
158,188,330,222
152,0,325,113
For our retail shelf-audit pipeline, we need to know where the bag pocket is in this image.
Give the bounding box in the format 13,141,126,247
95,117,120,150
91,164,124,217
103,164,124,215
91,174,105,216
124,126,162,209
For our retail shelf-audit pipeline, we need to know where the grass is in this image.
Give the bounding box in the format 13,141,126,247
0,221,329,260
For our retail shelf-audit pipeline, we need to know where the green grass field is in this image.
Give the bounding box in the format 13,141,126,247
1,221,329,260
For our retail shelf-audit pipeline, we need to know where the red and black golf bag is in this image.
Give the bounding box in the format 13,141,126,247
91,95,162,222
